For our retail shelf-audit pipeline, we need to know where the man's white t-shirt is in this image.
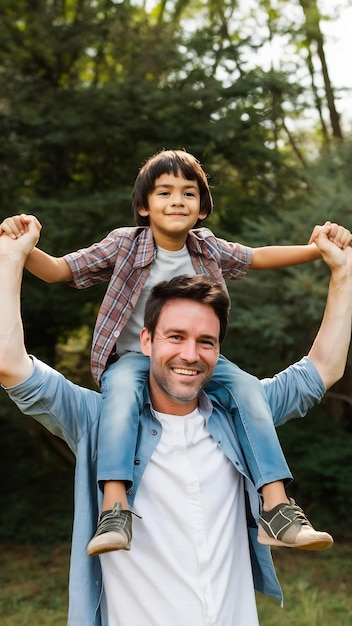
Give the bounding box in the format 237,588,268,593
100,407,258,626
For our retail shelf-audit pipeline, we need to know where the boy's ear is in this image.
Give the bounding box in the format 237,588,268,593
138,206,149,217
198,209,208,221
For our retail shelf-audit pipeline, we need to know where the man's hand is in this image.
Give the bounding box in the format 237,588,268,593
310,222,352,274
0,214,41,258
308,222,352,390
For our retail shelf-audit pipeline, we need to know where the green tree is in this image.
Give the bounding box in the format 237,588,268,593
1,0,351,539
0,0,304,362
220,141,352,530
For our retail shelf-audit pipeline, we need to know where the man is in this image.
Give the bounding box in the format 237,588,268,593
1,217,352,625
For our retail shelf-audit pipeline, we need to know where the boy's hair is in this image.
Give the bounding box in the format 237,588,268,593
132,149,213,226
144,274,230,343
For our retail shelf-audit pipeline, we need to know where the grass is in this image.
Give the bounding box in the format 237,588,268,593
1,542,352,625
0,544,69,626
257,542,352,625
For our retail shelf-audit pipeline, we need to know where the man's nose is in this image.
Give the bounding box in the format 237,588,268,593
180,339,199,362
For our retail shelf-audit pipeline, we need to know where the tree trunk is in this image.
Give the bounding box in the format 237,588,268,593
299,0,343,140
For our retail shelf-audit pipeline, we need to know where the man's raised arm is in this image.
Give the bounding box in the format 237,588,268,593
308,224,352,389
0,216,41,387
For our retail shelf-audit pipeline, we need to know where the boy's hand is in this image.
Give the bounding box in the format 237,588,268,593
308,221,352,249
0,214,41,239
0,214,41,258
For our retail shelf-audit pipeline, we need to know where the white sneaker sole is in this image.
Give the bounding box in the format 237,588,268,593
257,527,334,551
87,531,131,556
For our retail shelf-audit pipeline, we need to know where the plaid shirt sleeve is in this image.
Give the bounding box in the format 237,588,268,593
190,229,253,280
63,228,133,288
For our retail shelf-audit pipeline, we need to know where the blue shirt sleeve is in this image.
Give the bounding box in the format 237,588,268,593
261,356,326,427
2,357,101,454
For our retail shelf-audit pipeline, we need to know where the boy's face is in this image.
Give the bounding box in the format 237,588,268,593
138,173,207,250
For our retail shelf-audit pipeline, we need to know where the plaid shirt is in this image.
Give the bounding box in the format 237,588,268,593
64,226,253,386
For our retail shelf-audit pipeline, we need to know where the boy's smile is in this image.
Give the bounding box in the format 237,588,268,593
138,173,208,250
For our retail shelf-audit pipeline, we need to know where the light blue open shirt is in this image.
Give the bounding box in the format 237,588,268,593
4,355,325,625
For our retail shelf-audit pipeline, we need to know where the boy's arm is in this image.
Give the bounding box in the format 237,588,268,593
251,243,320,269
250,221,352,270
25,247,72,282
0,214,72,282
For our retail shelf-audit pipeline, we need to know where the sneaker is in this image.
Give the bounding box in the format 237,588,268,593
257,498,334,551
87,502,139,556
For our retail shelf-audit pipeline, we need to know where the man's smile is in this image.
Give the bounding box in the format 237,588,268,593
172,367,199,376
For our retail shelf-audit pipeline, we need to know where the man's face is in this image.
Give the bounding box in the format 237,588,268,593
140,298,220,415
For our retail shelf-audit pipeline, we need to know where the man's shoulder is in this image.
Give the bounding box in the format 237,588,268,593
4,357,101,451
261,356,323,388
261,356,325,426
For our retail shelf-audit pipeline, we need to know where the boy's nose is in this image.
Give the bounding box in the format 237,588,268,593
171,193,184,206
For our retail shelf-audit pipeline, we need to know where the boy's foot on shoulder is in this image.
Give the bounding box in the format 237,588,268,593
87,502,134,556
257,498,333,550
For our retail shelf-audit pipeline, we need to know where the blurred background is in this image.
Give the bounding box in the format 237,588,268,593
0,0,351,595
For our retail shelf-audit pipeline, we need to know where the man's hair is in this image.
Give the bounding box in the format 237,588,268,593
144,274,230,343
132,149,213,226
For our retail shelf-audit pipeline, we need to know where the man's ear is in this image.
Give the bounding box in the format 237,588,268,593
140,327,151,356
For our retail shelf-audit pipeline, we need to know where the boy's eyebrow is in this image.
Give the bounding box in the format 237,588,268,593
154,182,199,190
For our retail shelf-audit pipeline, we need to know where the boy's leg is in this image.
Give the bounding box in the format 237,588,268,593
87,352,149,556
261,481,289,511
205,355,333,550
206,355,292,489
103,480,130,511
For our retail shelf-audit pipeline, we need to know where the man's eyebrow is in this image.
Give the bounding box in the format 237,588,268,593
162,328,219,342
198,334,219,343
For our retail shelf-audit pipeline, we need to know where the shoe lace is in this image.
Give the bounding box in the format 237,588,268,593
287,503,312,527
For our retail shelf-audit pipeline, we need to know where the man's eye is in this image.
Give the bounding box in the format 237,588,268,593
200,339,216,347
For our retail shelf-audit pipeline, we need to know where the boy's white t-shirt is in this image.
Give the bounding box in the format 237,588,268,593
116,245,195,355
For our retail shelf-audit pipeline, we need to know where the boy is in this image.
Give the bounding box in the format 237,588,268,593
2,149,340,556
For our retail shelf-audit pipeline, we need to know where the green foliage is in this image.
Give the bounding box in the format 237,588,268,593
0,0,351,541
218,141,352,533
222,141,352,376
276,404,352,533
0,0,307,361
0,394,73,544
